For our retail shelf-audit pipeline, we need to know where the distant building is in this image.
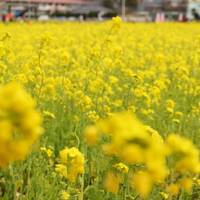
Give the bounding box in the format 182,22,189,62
187,0,200,20
1,0,115,19
1,0,200,21
138,0,187,12
137,0,200,20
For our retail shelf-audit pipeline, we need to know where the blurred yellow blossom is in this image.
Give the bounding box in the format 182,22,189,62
84,125,99,146
0,83,43,167
104,172,121,194
131,171,153,198
112,16,122,28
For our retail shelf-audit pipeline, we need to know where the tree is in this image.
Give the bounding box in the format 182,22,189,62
127,0,138,7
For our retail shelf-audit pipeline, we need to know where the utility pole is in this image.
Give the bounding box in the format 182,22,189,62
28,0,31,19
122,0,126,21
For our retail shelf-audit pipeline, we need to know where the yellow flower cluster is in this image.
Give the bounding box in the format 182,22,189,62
113,162,129,174
166,134,200,173
112,16,122,28
0,21,200,199
55,147,84,182
40,147,53,158
0,83,43,167
86,112,200,198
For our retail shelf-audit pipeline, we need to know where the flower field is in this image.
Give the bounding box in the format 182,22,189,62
0,19,200,200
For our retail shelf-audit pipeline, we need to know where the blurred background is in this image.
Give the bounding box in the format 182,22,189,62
0,0,200,22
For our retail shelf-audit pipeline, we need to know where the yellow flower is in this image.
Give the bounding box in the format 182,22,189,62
97,112,149,161
166,134,200,173
179,178,193,193
86,110,99,122
0,83,43,167
40,147,53,158
67,147,81,158
60,191,70,200
84,125,99,146
120,144,145,163
166,183,180,197
159,192,169,199
59,148,69,164
57,147,85,182
166,134,196,155
145,126,164,144
131,171,153,198
114,162,129,174
55,164,68,179
104,172,120,194
166,99,175,113
112,16,122,28
175,157,200,173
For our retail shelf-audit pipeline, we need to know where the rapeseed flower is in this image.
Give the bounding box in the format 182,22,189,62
0,83,43,167
57,147,85,182
104,172,121,194
114,162,129,174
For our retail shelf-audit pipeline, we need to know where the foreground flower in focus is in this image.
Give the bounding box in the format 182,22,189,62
56,147,85,182
0,83,43,167
114,162,129,174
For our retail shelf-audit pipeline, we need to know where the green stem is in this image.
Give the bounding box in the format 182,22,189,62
80,173,84,200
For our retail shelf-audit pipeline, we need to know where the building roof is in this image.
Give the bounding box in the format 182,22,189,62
142,0,188,11
3,0,90,4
